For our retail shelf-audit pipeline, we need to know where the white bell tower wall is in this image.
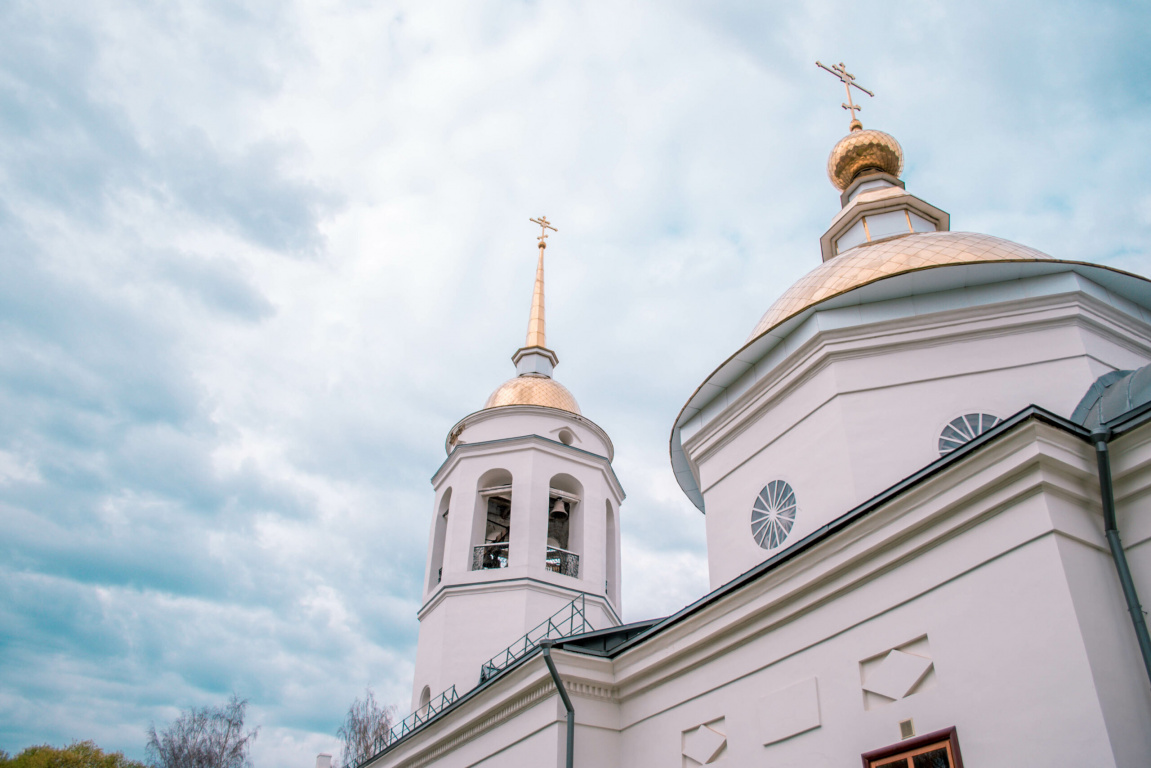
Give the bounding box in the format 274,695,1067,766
411,404,624,711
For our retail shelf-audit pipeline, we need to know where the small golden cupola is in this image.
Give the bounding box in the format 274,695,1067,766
743,62,1055,341
813,61,949,263
826,126,903,191
483,217,581,415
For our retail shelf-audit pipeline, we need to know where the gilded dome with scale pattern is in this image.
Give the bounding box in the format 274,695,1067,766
747,231,1055,341
483,374,581,414
827,128,904,190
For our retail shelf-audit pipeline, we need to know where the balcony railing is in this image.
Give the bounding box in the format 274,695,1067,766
545,546,579,578
479,594,591,683
472,542,509,570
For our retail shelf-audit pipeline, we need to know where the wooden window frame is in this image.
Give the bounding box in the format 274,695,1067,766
861,726,964,768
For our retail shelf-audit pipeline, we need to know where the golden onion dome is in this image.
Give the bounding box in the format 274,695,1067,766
483,375,581,414
828,128,904,190
748,231,1055,340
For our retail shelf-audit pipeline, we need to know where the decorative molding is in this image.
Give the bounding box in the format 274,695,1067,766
682,718,727,766
860,637,935,710
566,680,618,701
431,433,625,501
441,404,615,462
416,575,622,625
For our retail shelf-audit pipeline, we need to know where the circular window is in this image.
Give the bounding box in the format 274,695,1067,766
938,413,1001,456
751,480,797,550
557,428,574,446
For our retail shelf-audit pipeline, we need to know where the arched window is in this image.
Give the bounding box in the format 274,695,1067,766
473,469,512,571
418,686,431,713
938,413,1001,456
428,488,451,589
546,474,583,578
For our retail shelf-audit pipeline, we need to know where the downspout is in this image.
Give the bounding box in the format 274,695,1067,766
1091,430,1151,688
540,641,574,768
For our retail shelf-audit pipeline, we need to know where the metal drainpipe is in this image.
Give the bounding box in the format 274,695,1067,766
540,641,574,768
1092,430,1151,688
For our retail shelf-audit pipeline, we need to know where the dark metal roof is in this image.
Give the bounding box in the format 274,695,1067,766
1072,366,1151,432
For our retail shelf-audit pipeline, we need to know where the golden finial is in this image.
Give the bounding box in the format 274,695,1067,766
524,216,556,349
816,61,874,131
530,215,556,249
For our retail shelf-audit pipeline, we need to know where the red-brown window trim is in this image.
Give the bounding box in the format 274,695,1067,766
860,726,964,768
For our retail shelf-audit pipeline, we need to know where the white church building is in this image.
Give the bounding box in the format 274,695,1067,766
355,102,1151,767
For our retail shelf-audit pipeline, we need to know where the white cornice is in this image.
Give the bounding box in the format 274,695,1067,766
430,433,626,502
680,283,1151,496
417,575,622,625
445,403,615,460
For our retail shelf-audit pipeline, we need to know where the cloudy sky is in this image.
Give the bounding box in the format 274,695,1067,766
1,0,1148,765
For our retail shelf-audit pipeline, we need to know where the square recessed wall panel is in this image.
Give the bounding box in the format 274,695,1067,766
760,677,821,746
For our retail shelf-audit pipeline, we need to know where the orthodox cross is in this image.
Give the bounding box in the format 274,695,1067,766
530,216,557,249
816,61,874,127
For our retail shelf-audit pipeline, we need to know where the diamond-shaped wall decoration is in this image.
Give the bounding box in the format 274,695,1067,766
682,723,726,765
862,649,933,701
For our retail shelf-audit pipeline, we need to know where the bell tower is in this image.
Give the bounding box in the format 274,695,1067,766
410,219,625,710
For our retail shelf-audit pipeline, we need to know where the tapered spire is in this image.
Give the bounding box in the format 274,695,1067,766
525,244,547,348
512,217,559,378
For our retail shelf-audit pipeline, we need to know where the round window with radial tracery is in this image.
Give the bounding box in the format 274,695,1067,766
938,413,1001,456
751,480,797,550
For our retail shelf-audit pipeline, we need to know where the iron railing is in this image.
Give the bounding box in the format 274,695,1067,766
472,542,509,570
545,546,579,578
478,594,591,683
367,684,459,757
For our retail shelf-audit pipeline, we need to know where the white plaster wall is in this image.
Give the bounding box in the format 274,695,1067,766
612,493,1149,766
693,295,1151,587
470,724,562,768
411,582,619,711
617,541,1119,766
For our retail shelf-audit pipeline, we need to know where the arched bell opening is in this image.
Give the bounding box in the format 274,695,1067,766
546,473,583,578
428,488,452,590
473,469,513,571
606,499,619,605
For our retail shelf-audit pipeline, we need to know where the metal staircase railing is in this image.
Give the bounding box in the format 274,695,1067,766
478,594,591,683
367,684,459,757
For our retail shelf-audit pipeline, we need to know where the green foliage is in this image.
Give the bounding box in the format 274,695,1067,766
0,741,146,768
